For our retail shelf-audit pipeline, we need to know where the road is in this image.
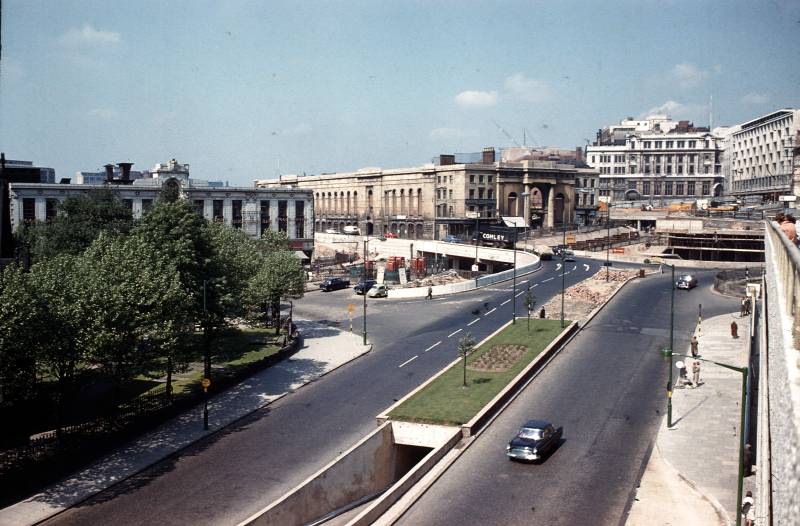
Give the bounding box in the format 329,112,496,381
44,259,604,526
396,270,738,526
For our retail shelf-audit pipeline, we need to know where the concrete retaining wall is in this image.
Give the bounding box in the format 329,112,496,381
239,423,397,526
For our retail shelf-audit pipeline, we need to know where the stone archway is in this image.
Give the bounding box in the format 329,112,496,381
416,223,423,239
712,183,723,197
624,189,641,200
554,193,566,225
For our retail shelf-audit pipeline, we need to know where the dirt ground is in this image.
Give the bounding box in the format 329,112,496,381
539,268,638,322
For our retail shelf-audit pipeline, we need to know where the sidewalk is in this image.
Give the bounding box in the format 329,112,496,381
627,311,752,526
0,320,371,526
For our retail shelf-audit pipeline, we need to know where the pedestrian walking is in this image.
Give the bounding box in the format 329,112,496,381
426,286,433,300
691,360,701,388
690,335,699,358
744,443,754,477
740,297,748,317
731,320,739,339
745,267,750,280
675,361,689,388
745,296,752,315
741,490,755,526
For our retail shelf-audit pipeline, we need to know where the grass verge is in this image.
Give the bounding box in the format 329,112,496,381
388,319,567,426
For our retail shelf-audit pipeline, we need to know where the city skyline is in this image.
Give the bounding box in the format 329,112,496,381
1,0,799,185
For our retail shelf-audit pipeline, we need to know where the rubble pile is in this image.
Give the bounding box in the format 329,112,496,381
407,269,468,288
540,268,636,321
590,269,636,283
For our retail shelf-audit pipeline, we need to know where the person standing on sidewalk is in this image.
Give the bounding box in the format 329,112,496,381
691,360,701,388
427,286,433,300
690,335,699,358
741,490,755,526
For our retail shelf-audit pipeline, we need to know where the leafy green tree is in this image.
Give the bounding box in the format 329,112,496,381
244,250,305,332
0,264,42,412
458,334,476,388
16,188,132,262
260,229,291,252
205,221,262,319
81,233,192,405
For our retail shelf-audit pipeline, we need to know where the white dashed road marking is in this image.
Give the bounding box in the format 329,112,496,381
501,299,511,306
484,308,497,316
515,291,525,298
542,277,554,282
424,341,441,353
448,328,463,338
467,318,480,326
398,355,418,368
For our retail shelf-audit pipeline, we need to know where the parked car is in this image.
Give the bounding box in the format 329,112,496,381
343,226,361,235
324,229,340,234
367,284,389,298
676,275,698,290
353,279,377,295
506,420,563,462
320,277,351,292
443,234,460,243
384,232,398,238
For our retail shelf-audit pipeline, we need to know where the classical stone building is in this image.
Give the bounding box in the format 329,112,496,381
255,148,584,240
586,115,726,203
9,161,315,257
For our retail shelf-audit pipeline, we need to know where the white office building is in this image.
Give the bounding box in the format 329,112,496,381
727,108,800,202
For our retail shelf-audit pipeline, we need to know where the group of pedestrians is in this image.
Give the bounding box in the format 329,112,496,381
740,296,752,316
675,334,702,389
775,212,798,246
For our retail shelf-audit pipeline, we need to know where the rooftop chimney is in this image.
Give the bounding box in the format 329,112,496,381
104,164,115,182
482,147,496,164
118,162,133,183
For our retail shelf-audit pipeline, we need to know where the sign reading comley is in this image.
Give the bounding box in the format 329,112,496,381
481,232,507,242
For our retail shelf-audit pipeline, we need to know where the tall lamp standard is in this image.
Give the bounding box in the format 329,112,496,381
662,264,676,428
520,191,530,251
557,195,567,328
466,210,480,267
512,228,518,324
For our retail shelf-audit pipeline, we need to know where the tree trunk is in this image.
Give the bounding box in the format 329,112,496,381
166,354,173,402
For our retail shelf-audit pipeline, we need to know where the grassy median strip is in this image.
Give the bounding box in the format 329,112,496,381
388,319,567,426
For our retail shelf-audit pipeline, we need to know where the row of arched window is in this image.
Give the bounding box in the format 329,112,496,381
314,188,424,217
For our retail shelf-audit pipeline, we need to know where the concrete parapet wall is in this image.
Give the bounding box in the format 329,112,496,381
238,423,397,526
762,220,800,524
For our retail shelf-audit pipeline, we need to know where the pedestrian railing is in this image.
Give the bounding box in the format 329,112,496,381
764,220,800,351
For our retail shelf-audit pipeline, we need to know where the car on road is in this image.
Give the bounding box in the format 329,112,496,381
353,279,377,295
506,420,563,462
443,234,460,243
366,284,389,298
324,229,340,234
320,277,351,292
676,274,698,290
562,250,576,262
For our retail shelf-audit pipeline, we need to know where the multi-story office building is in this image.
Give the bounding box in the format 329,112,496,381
586,116,725,203
8,160,315,257
255,147,588,240
0,157,57,257
574,171,600,225
727,108,799,202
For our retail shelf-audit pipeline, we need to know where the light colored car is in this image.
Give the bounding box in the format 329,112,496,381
676,275,698,290
325,229,340,234
367,284,388,298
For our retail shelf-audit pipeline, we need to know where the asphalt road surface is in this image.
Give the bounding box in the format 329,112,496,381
44,258,604,526
396,270,738,526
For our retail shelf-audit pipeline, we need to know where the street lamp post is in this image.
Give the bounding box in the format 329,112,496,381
362,238,368,345
663,264,675,428
606,201,611,282
557,196,567,328
520,192,530,251
512,228,518,324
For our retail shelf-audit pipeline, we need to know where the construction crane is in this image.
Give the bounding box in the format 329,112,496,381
492,120,521,147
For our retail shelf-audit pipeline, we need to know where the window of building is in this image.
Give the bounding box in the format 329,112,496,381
654,182,661,195
448,189,453,199
487,189,494,199
478,187,485,199
213,200,224,221
675,182,684,195
278,200,288,233
677,165,683,174
687,182,695,195
688,165,695,175
591,155,595,163
142,199,153,214
193,199,204,215
469,174,475,183
45,198,58,220
478,175,484,183
642,181,651,194
664,182,673,195
231,200,243,229
702,182,710,195
654,141,661,149
295,200,305,236
688,140,696,148
666,141,673,148
469,189,475,198
644,141,651,148
260,200,270,232
123,199,133,211
487,176,493,183
449,175,453,183
22,198,36,221
677,140,685,148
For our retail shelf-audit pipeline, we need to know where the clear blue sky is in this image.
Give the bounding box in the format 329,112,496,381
1,0,798,185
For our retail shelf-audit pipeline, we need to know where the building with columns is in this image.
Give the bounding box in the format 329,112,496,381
586,115,726,203
255,147,584,240
8,163,315,257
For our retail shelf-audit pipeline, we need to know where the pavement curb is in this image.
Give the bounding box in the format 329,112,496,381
3,334,373,526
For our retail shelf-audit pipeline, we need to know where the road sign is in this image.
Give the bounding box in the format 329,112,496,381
779,195,797,202
347,303,355,313
201,378,211,389
566,234,576,244
465,211,479,219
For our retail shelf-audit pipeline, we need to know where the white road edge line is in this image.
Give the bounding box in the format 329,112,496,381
484,308,497,316
500,299,511,306
398,355,418,368
515,291,525,298
467,318,480,326
542,277,554,282
424,341,442,353
448,328,463,338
